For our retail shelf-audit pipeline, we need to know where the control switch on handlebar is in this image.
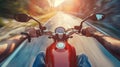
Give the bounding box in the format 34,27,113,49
26,27,40,37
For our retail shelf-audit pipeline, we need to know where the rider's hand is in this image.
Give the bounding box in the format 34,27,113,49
81,27,98,37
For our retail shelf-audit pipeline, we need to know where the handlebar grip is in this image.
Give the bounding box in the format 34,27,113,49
81,29,86,35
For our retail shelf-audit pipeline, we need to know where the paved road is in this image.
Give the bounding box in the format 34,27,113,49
1,12,120,67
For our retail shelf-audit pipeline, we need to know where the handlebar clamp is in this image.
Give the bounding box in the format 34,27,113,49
74,26,81,33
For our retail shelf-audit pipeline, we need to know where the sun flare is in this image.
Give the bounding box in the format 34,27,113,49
48,0,65,7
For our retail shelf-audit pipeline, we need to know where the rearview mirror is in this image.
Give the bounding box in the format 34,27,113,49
90,13,105,21
14,14,31,22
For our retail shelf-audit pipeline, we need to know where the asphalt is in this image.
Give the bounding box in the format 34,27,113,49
1,12,120,67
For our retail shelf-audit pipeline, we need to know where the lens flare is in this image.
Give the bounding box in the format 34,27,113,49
48,0,65,7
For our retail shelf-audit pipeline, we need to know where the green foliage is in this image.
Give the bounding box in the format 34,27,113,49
0,0,28,18
0,17,5,27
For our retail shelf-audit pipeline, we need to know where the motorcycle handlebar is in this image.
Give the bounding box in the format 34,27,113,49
20,26,81,42
36,27,79,37
43,28,79,39
65,28,78,36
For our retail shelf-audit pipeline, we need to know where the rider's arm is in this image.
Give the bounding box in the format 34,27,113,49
93,31,120,60
82,27,120,60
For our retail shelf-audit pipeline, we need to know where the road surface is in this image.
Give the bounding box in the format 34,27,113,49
1,12,120,67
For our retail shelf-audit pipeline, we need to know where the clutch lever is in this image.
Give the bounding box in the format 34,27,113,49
21,32,31,42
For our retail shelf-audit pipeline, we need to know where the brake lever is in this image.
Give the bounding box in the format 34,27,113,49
21,32,31,42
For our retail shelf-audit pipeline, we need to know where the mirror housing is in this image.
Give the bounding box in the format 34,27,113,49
90,13,105,21
14,14,31,22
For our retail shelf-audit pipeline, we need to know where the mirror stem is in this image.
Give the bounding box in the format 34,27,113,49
79,14,94,32
30,17,44,33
